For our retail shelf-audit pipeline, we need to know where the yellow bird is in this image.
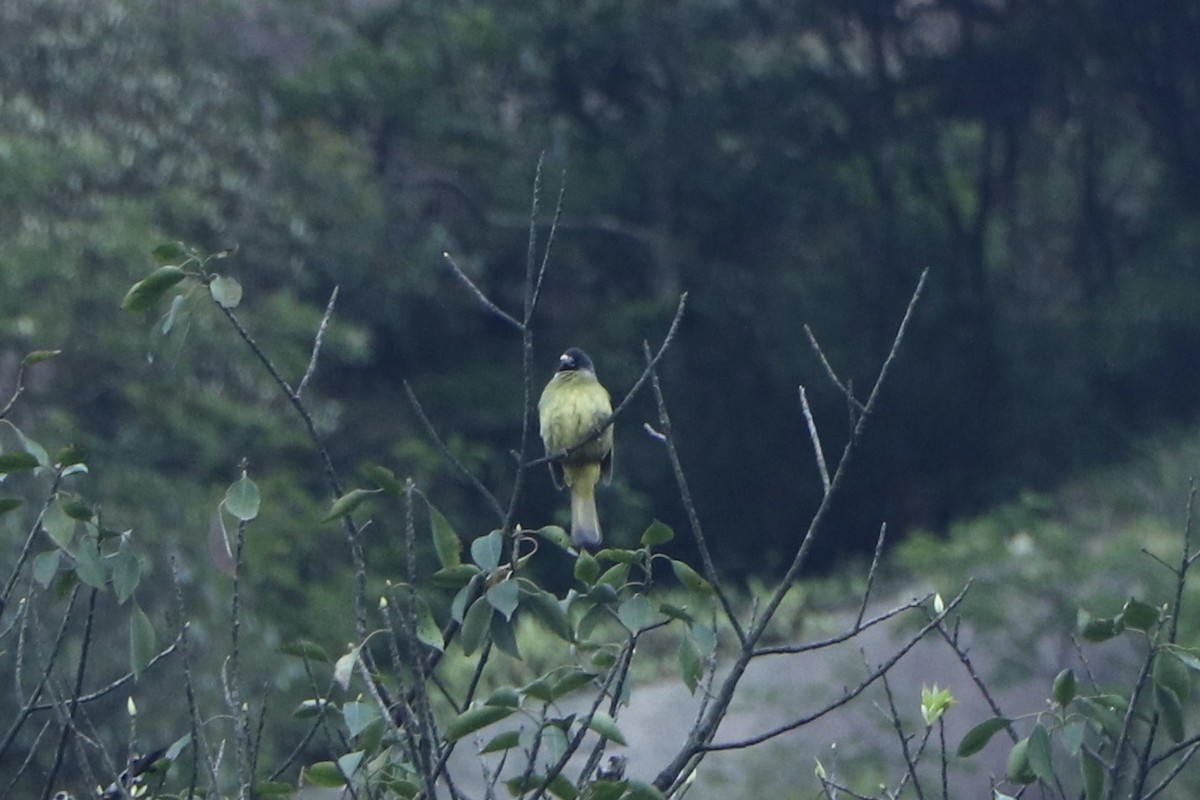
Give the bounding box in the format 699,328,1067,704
538,348,614,548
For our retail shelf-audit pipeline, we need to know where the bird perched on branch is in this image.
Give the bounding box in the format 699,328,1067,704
538,347,614,549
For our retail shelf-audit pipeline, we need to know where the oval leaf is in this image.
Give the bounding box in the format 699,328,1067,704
209,275,243,309
445,705,512,742
1053,669,1077,707
304,762,346,789
957,716,1011,758
225,474,261,522
587,711,627,746
123,266,187,313
130,604,156,680
1027,723,1055,784
471,530,503,572
461,596,493,656
671,559,712,593
111,536,141,604
0,451,39,473
427,501,462,569
486,580,520,621
640,520,674,547
73,539,107,589
21,349,61,367
323,488,378,523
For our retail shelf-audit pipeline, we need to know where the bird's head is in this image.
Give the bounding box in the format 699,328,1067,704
557,347,595,373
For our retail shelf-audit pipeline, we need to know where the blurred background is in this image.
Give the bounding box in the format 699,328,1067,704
3,0,1200,787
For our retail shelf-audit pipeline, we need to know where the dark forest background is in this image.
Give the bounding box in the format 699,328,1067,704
3,0,1200,638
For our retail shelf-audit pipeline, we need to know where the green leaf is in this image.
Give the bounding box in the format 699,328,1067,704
1080,747,1105,800
1060,720,1086,756
342,702,380,737
587,711,627,746
152,241,190,265
1006,738,1036,784
920,684,956,726
480,730,521,754
281,640,331,663
1154,684,1185,742
304,762,346,788
0,497,22,515
640,520,674,547
0,451,39,473
61,498,93,521
1154,650,1192,701
110,536,141,604
294,699,333,719
670,559,712,593
485,686,521,708
595,548,643,565
412,596,445,651
551,669,597,700
73,539,107,588
957,717,1011,758
623,780,665,800
1027,723,1055,784
523,677,554,702
333,647,358,690
490,613,521,659
1122,597,1162,632
461,596,492,656
123,265,188,313
323,488,378,522
522,589,573,642
362,463,405,497
225,474,261,522
574,551,600,585
130,604,156,680
209,275,243,309
617,595,658,634
428,502,462,568
471,529,503,572
21,349,61,367
1078,609,1123,642
678,629,703,693
487,580,520,620
56,445,86,468
32,550,60,588
445,705,512,742
1052,669,1077,706
1169,647,1200,672
532,524,572,550
431,564,480,589
597,563,631,588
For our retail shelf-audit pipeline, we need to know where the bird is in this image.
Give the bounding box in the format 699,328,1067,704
538,347,614,549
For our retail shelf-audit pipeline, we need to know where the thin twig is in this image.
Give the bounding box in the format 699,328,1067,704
799,385,831,495
855,523,889,629
652,269,927,791
296,286,339,399
645,343,744,644
403,381,506,523
804,324,865,412
754,595,927,657
704,585,967,752
441,251,523,332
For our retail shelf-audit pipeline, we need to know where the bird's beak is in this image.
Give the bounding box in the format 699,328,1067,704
559,353,571,366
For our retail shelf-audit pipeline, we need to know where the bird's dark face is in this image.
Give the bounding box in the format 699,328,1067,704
557,347,595,373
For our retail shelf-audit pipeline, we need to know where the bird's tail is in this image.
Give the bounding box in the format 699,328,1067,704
567,465,602,549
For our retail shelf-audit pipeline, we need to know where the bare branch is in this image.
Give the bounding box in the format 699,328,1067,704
403,380,506,524
645,342,745,645
855,522,889,629
703,585,967,752
799,385,831,494
804,324,864,412
297,286,339,399
754,594,927,657
441,251,523,332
